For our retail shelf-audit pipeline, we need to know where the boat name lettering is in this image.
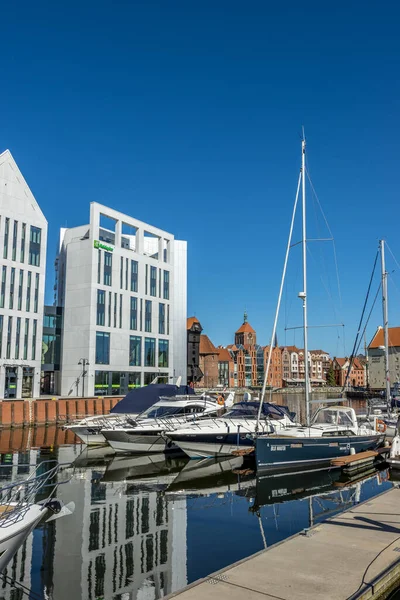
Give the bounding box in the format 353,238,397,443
271,445,286,451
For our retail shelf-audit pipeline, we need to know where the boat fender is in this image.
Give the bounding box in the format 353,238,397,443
217,394,225,406
376,419,387,433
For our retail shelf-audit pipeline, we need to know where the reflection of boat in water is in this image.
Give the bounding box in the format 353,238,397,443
166,456,255,496
248,467,390,512
72,445,116,469
0,462,75,574
102,453,188,489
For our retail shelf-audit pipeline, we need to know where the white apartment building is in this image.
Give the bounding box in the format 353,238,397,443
0,150,47,399
56,202,187,397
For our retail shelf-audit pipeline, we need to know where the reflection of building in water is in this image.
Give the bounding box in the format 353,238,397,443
52,446,187,600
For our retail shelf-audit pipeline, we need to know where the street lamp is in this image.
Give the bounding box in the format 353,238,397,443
78,358,89,398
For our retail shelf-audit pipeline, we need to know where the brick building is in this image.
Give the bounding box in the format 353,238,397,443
217,347,235,388
332,357,366,388
198,334,219,388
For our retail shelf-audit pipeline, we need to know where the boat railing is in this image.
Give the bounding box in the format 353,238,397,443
0,461,70,528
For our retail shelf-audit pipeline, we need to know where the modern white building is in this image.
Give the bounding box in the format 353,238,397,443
56,202,187,397
0,150,47,399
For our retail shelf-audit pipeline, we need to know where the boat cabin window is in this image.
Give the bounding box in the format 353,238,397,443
139,405,186,418
312,408,356,427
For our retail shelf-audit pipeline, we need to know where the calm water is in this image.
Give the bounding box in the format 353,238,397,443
0,427,393,600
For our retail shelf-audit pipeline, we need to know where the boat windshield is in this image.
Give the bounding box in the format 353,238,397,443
138,405,185,419
312,408,356,427
224,402,290,420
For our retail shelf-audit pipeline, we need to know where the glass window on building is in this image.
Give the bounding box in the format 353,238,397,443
95,370,109,395
6,317,12,359
113,292,117,327
167,304,170,335
0,266,6,309
26,271,32,312
15,317,21,359
18,270,23,310
125,258,129,290
12,220,18,261
29,226,41,266
9,268,15,309
145,264,148,295
131,260,138,292
32,319,37,360
119,294,123,328
144,372,164,385
3,218,9,259
150,266,157,297
23,319,29,360
111,371,122,394
96,332,110,364
163,270,170,300
97,290,105,326
130,297,137,330
108,291,111,327
128,372,141,389
0,315,3,357
120,257,123,289
104,252,112,286
159,303,165,335
21,367,34,398
144,337,155,367
43,314,56,328
34,273,39,313
42,333,58,365
129,335,141,366
20,223,26,262
158,339,169,368
145,300,152,333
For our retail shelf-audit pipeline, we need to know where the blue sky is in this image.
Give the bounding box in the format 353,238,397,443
1,0,399,356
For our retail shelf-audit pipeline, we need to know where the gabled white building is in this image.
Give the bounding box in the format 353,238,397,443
56,202,187,397
0,150,47,398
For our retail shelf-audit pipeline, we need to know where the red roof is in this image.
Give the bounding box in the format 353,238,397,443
369,326,400,349
187,316,200,330
235,322,255,334
218,348,232,362
334,357,364,370
281,345,300,353
199,335,218,355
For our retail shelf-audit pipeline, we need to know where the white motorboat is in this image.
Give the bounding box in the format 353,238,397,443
102,392,232,454
166,401,298,459
0,462,75,574
65,381,196,445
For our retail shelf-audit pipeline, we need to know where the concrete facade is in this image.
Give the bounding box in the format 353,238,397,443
56,202,187,396
0,150,47,399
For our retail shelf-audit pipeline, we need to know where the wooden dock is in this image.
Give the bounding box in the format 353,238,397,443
166,486,400,600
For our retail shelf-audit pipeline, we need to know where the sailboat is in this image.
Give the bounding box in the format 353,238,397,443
255,136,384,473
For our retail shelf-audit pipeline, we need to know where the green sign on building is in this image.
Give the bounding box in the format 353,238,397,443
94,240,114,252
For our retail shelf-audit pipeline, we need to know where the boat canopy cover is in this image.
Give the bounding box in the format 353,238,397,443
110,384,195,414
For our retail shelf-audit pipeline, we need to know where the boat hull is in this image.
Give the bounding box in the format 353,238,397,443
103,430,178,454
256,434,385,473
166,432,255,459
68,426,107,446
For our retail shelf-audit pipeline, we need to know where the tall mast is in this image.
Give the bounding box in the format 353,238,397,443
380,239,391,411
300,136,311,427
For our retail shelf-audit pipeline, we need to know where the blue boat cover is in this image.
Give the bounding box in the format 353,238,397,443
110,384,195,414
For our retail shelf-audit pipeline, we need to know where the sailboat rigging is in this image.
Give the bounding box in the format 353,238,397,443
255,136,384,473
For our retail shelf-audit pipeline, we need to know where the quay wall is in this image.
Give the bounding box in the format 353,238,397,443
0,397,122,428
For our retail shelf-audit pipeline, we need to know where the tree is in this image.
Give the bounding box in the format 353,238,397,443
326,365,336,386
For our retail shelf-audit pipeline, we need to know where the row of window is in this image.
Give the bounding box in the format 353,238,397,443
96,250,170,298
96,290,169,335
95,332,169,368
0,315,38,360
0,266,39,313
1,217,42,266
